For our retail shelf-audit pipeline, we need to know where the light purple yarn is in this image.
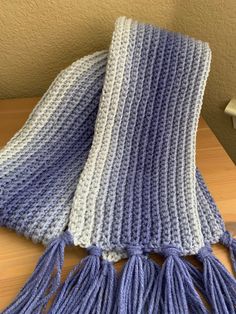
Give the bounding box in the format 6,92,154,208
68,17,224,257
0,18,224,252
1,16,236,314
0,51,107,244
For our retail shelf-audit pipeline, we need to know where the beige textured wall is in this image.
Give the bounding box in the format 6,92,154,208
0,0,236,163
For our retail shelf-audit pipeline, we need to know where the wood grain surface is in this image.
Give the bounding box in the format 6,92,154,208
0,97,236,310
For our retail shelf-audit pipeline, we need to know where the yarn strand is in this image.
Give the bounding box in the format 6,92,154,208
49,246,117,314
197,245,236,314
220,231,236,275
2,231,72,314
150,246,208,314
116,247,159,314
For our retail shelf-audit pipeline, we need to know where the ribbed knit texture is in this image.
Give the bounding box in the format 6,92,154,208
68,17,224,259
0,17,224,255
0,51,107,244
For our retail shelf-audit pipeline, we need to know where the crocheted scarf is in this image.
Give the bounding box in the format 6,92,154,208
1,17,236,314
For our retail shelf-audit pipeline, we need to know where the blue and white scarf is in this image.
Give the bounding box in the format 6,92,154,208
1,17,236,314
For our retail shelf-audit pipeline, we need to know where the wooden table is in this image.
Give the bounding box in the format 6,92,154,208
0,97,236,310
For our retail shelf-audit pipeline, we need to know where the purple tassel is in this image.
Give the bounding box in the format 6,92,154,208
142,254,160,311
2,231,72,314
197,244,236,313
149,246,208,314
183,259,206,296
116,246,159,314
49,246,117,314
220,230,236,275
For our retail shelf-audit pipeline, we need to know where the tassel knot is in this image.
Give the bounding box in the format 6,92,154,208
220,230,233,247
58,229,74,246
161,245,182,257
197,245,212,261
126,245,143,257
87,245,102,256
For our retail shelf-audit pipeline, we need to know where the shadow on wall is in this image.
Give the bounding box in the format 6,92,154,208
170,0,236,164
0,12,113,99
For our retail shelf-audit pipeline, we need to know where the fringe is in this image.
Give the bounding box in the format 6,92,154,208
220,230,236,275
116,247,160,314
149,246,208,314
197,244,236,313
4,238,236,313
49,246,117,314
2,231,72,314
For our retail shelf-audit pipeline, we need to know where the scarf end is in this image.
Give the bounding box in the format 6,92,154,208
7,239,236,314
